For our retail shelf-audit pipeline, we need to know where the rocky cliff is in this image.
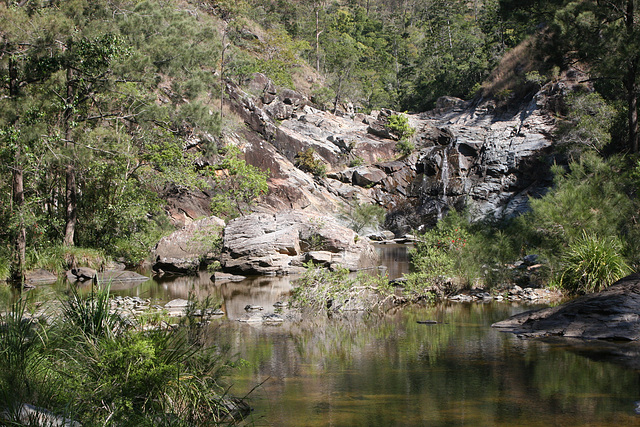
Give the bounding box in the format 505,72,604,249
216,73,562,235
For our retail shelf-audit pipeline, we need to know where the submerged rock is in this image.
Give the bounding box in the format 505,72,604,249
492,272,640,340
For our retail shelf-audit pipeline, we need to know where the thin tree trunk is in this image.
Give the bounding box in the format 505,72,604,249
315,3,322,73
221,21,228,119
8,55,26,287
64,66,77,246
627,64,639,153
11,148,26,287
626,0,638,153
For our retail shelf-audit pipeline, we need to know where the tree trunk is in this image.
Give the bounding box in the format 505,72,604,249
626,0,638,153
10,148,26,288
64,67,77,246
627,64,639,153
8,55,26,287
315,3,322,73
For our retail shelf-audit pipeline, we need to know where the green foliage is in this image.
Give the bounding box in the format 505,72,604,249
0,297,49,419
386,114,416,155
27,245,108,274
210,146,270,219
0,0,224,270
0,253,10,282
559,232,630,294
386,114,415,140
406,212,471,295
0,284,243,425
395,138,416,156
311,85,336,111
525,153,636,254
557,92,618,156
348,156,365,167
290,262,393,313
342,201,386,233
62,284,125,340
295,148,327,177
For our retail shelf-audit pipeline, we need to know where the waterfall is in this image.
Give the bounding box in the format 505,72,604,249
437,147,450,221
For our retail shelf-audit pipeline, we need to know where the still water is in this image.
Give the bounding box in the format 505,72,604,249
218,303,640,426
14,245,640,426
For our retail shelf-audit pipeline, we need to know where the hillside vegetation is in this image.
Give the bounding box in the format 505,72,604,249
2,0,640,295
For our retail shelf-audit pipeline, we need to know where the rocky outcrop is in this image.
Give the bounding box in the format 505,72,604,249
152,216,225,274
403,94,557,230
222,73,561,237
492,272,640,340
162,73,564,255
220,210,377,275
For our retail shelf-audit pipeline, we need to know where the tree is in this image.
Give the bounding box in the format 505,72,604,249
0,0,225,270
0,4,60,285
553,0,640,152
210,147,269,219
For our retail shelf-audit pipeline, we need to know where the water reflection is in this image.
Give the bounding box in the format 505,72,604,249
375,243,412,280
218,275,295,320
6,243,640,425
216,304,640,427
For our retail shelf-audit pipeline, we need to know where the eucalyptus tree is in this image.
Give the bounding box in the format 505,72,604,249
1,0,225,274
0,4,64,284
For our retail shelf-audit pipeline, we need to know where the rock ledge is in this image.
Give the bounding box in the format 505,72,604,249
492,272,640,340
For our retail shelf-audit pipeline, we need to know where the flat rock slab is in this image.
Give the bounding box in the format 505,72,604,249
492,272,640,340
96,270,149,283
212,272,247,283
25,269,58,286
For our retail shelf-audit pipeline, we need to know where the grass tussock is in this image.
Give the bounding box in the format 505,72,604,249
0,287,246,425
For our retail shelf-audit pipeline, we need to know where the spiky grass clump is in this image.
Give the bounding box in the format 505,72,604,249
559,231,630,294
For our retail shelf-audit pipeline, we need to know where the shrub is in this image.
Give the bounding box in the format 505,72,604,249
559,231,630,294
27,245,108,274
395,138,415,156
385,114,415,140
342,201,386,233
406,218,470,290
0,286,245,425
290,262,393,313
210,146,270,219
295,148,327,177
348,156,365,167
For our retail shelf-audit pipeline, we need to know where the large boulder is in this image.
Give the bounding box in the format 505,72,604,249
152,216,225,274
492,272,640,340
220,210,377,275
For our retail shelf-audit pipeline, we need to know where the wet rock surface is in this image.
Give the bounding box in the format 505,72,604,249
492,272,640,340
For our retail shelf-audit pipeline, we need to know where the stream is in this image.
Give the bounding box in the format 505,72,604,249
10,244,640,426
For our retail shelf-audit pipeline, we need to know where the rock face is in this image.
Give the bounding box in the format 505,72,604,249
492,272,640,340
152,216,225,274
223,73,561,236
220,210,377,275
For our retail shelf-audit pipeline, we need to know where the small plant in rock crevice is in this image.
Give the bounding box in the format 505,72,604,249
295,148,327,177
